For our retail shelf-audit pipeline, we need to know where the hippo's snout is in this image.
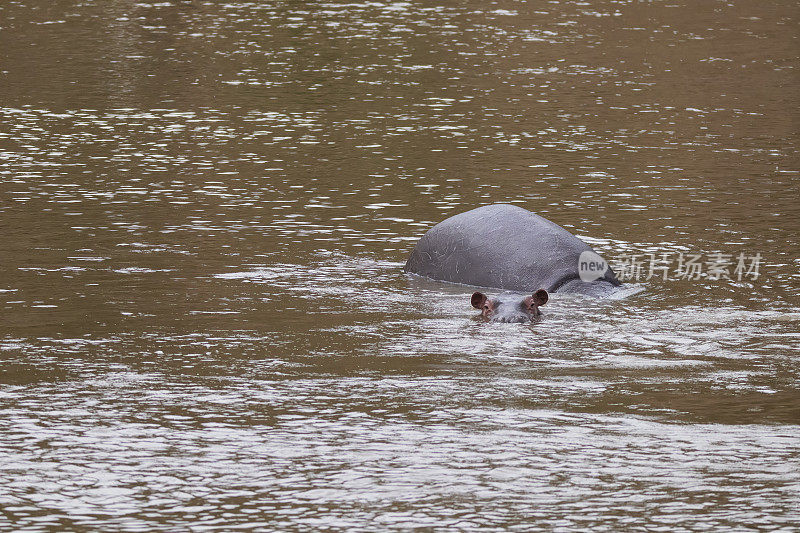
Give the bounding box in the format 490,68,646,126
492,313,533,324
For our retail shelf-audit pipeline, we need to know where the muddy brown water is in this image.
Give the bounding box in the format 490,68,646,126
1,1,799,530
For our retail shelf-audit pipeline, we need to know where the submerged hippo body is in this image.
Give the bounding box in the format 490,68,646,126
404,204,620,296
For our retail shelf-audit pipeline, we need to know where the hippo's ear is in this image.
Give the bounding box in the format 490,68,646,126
533,289,548,306
471,292,488,309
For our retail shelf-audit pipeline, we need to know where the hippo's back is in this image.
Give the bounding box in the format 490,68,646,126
404,204,619,292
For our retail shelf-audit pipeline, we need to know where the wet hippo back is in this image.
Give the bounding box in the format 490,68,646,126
404,204,620,293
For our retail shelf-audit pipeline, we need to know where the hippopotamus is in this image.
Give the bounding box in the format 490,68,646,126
471,289,550,323
404,204,621,319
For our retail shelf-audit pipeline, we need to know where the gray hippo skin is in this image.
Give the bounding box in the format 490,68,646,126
404,204,620,296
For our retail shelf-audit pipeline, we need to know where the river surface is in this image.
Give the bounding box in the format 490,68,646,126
1,1,799,530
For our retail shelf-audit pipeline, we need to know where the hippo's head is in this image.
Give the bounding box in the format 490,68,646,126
471,289,549,323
